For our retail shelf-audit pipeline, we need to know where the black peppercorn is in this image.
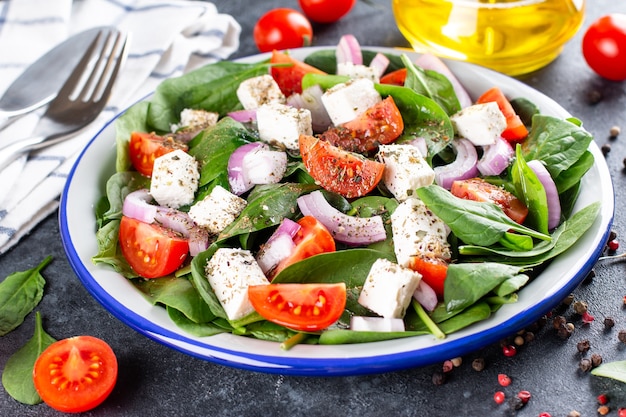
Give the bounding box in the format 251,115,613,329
604,317,615,329
619,330,626,344
553,315,566,329
577,339,591,353
591,353,603,367
432,370,446,385
579,358,593,372
471,357,485,372
601,143,611,155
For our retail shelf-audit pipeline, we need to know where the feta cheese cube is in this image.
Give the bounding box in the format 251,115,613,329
256,103,312,150
358,258,421,319
236,74,286,110
205,248,269,321
391,197,451,268
377,144,435,202
336,62,380,82
188,185,247,234
150,149,199,208
176,108,219,132
321,78,381,125
450,102,507,146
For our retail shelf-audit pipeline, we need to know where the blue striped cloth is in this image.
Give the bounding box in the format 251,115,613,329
0,0,240,254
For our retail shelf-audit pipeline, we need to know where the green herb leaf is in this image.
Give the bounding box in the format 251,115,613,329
0,256,51,336
2,312,56,404
592,361,626,383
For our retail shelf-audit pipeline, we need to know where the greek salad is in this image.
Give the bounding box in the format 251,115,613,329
93,35,600,347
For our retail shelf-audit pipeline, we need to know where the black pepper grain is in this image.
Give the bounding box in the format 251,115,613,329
573,300,588,315
587,89,603,104
577,339,591,353
579,358,593,372
619,330,626,344
471,357,485,372
602,143,611,156
432,370,446,385
610,126,621,137
557,323,573,340
591,353,603,367
604,317,615,329
508,395,525,410
553,315,567,330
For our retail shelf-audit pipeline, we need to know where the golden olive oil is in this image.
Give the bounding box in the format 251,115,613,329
392,0,585,76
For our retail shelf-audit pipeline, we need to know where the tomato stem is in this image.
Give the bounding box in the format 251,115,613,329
280,332,309,350
412,300,446,340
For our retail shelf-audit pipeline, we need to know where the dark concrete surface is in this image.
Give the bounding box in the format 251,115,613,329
2,0,626,415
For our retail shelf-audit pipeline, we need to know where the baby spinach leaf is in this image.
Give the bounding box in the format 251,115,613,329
2,312,56,405
0,256,51,336
167,307,228,337
102,171,150,222
591,361,626,383
92,219,138,279
554,150,594,194
511,145,549,234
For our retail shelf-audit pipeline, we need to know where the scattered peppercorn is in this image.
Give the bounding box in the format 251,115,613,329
579,358,593,372
471,357,485,372
432,370,446,385
450,357,462,367
601,143,611,155
587,89,603,104
610,125,621,137
553,315,567,329
591,353,603,367
567,411,581,417
618,407,626,417
562,294,575,306
609,230,618,241
604,317,615,329
508,395,525,410
598,405,610,415
498,373,512,387
584,269,595,284
557,323,573,340
524,331,535,343
538,413,552,417
494,391,505,404
597,393,609,405
582,311,595,324
608,239,620,252
513,335,525,346
442,360,454,373
502,345,517,357
572,300,588,315
576,339,591,353
517,390,531,404
619,330,626,344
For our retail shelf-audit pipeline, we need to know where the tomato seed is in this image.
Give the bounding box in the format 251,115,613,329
493,391,505,404
497,373,511,386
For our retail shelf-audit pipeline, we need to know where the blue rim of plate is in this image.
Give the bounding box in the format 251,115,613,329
59,47,615,376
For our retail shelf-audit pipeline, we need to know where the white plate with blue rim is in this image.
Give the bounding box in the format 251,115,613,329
60,47,614,376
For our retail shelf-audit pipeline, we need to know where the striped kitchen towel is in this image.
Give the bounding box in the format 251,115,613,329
0,0,240,254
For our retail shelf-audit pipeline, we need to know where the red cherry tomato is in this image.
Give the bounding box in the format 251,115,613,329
582,14,626,81
119,216,189,278
407,255,449,298
270,50,326,96
298,0,356,23
248,282,347,331
254,8,313,53
33,336,118,413
129,132,187,177
299,134,385,198
450,178,529,224
476,87,528,142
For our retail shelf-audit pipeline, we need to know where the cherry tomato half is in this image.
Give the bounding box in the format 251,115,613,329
33,336,118,413
476,87,528,142
582,14,626,81
119,216,189,278
270,50,326,96
407,255,448,299
450,178,529,224
299,134,385,198
248,282,347,331
254,8,313,53
298,0,356,23
271,215,336,278
129,132,187,177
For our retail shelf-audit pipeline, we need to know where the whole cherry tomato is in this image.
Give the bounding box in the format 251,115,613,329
298,0,356,23
582,14,626,81
254,8,313,53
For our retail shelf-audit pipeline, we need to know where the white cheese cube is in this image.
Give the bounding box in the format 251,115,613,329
236,74,286,110
321,78,381,125
149,149,199,208
350,316,405,332
205,248,269,321
391,197,451,268
336,62,380,82
358,258,422,319
377,144,435,202
450,102,507,146
256,103,312,150
188,185,247,234
176,108,219,131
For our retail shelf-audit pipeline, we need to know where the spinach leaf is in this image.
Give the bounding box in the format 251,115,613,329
102,171,150,222
511,145,549,234
2,312,56,404
0,256,51,336
401,54,461,116
591,361,626,383
92,219,138,279
416,185,550,247
554,150,594,194
167,307,228,337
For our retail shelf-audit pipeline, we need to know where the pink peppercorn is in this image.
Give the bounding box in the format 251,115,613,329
493,391,505,404
608,239,620,251
538,413,551,417
502,345,517,357
498,373,511,386
618,407,626,417
517,390,531,404
597,393,609,405
582,311,595,324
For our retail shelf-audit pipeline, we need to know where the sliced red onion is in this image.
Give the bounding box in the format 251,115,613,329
433,138,479,189
407,136,428,158
415,53,472,108
413,280,438,312
256,218,301,274
243,148,287,186
227,142,266,195
336,34,362,65
297,190,386,245
227,109,257,123
350,316,405,332
286,85,332,133
122,189,158,223
527,159,562,230
369,52,390,78
477,136,514,176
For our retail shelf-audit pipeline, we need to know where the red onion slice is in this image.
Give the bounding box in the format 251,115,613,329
287,85,332,133
227,109,257,123
433,138,479,190
297,190,387,245
256,218,301,274
415,53,472,108
336,34,362,65
122,188,158,223
227,142,266,195
526,159,562,230
413,280,438,312
477,136,514,176
369,52,390,78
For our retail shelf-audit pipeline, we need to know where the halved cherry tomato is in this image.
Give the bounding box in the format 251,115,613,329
119,216,189,278
451,178,529,224
270,50,326,96
476,87,528,142
320,96,404,153
271,215,336,278
298,0,356,23
408,255,448,298
379,68,407,86
129,132,187,177
299,134,385,198
33,336,118,413
248,282,347,331
254,8,313,53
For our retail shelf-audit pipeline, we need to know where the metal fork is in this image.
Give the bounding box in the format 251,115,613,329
0,28,127,170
